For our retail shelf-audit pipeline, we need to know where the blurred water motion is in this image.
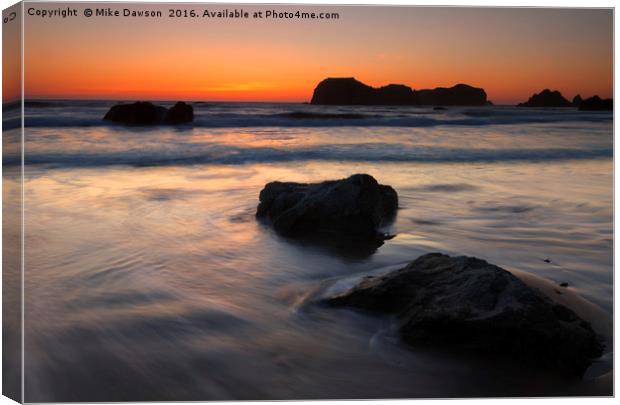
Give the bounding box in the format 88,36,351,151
15,102,613,400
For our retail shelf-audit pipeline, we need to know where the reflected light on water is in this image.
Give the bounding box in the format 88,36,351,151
18,155,612,400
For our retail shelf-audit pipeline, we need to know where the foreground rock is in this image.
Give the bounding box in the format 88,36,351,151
517,89,572,107
310,78,487,106
256,174,397,245
578,96,613,111
326,253,603,377
103,101,194,125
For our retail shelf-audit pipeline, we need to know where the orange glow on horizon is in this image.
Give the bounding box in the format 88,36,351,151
23,5,612,104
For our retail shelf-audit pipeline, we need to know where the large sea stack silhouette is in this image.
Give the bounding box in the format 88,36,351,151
310,78,487,106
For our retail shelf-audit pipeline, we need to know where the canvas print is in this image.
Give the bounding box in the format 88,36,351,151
2,2,614,402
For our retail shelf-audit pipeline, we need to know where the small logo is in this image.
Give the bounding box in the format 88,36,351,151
84,8,93,17
3,11,16,24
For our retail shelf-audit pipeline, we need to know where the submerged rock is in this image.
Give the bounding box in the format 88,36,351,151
578,96,613,111
517,89,572,107
103,101,194,125
325,253,603,377
310,77,487,106
256,174,397,244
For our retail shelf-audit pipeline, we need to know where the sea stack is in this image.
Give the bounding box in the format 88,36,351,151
410,83,488,106
578,96,613,111
517,89,572,107
310,78,487,106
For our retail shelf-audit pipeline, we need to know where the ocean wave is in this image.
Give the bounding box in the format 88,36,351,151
23,112,612,129
3,117,22,130
6,144,612,168
20,100,611,128
280,111,372,119
25,116,106,128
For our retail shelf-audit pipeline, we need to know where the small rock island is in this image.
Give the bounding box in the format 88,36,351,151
578,96,613,111
103,101,194,125
518,90,613,110
517,89,572,107
310,78,488,106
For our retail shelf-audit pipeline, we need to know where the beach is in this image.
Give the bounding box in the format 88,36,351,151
11,101,613,400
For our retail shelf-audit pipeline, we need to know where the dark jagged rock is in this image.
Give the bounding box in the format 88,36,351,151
572,94,583,107
309,78,373,105
310,78,406,105
376,84,416,105
310,78,487,106
256,174,398,244
517,89,572,107
578,96,613,111
412,83,487,106
166,102,194,124
103,101,194,125
325,253,603,377
103,102,168,125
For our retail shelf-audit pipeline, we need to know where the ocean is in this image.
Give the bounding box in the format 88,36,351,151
3,100,613,400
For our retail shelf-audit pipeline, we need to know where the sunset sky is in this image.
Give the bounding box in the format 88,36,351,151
20,4,613,104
